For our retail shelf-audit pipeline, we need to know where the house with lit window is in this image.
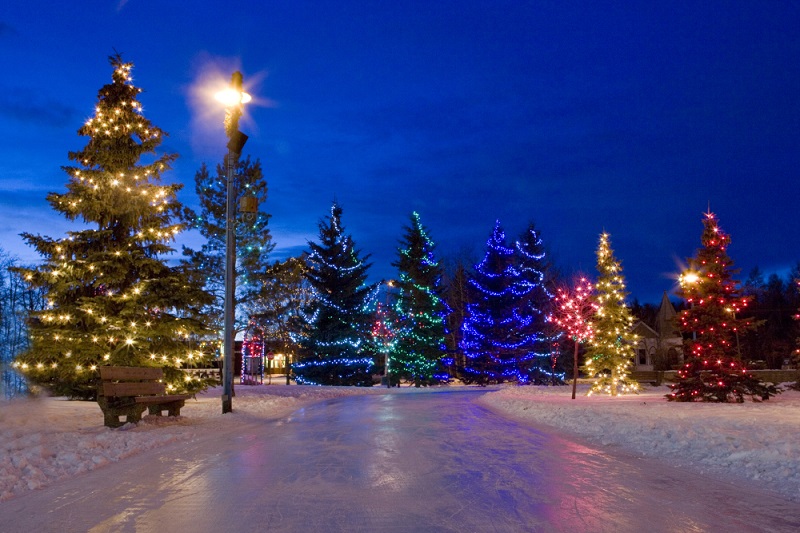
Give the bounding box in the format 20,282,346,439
632,292,683,370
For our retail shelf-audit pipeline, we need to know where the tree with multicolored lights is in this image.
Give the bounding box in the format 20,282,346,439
549,278,597,399
584,233,639,396
460,222,525,384
11,55,214,399
668,212,779,402
181,157,274,338
389,212,450,386
293,203,379,386
513,223,561,384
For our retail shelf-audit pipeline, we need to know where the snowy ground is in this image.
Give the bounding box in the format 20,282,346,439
2,381,799,504
479,382,800,503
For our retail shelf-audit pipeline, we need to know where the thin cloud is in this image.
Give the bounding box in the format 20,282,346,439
0,89,76,128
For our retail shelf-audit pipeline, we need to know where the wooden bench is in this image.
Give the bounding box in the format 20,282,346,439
97,366,192,428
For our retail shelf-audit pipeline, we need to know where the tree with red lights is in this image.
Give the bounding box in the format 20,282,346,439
548,278,597,399
668,212,779,402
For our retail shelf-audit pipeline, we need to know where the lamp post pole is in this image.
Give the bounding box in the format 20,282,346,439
221,72,249,414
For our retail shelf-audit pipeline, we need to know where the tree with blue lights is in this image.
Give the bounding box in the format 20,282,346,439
389,212,451,387
513,223,562,384
293,203,379,386
460,221,521,384
583,232,639,396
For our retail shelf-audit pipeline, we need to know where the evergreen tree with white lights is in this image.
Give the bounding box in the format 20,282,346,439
181,157,274,339
389,212,450,386
293,203,379,386
583,233,639,396
513,223,561,384
12,55,214,399
461,221,523,384
668,212,779,402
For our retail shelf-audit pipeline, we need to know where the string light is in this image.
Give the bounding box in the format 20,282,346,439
461,221,559,384
293,203,378,386
668,211,779,402
12,54,214,398
584,233,640,397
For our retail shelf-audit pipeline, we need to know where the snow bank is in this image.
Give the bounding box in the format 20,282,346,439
479,383,800,502
0,384,380,501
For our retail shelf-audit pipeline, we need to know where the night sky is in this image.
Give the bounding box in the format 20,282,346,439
1,1,799,303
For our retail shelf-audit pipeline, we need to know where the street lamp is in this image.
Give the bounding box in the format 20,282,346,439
679,269,700,341
216,72,250,414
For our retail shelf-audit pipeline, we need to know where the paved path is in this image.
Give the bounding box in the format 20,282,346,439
2,389,798,532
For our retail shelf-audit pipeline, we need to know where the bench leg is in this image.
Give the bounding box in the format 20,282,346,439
99,402,147,428
147,400,185,418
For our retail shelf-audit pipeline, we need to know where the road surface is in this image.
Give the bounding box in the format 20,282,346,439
1,389,798,532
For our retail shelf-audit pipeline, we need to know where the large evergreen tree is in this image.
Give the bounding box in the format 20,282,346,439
389,212,450,386
584,232,639,396
669,212,779,402
513,223,561,384
460,221,522,384
11,55,213,399
181,157,274,339
293,203,379,386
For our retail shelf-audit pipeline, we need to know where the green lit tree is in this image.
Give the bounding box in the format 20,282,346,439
11,55,214,399
584,233,639,396
181,156,274,344
389,212,450,386
293,203,379,386
668,212,779,402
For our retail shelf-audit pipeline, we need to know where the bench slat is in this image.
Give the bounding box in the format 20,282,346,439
134,394,191,404
100,366,164,381
103,382,165,397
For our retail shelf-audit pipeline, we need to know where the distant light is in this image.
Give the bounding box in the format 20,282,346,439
214,88,252,107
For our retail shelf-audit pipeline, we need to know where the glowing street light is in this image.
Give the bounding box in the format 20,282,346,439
680,269,701,341
218,71,250,414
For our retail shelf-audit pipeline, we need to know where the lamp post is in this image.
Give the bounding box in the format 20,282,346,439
384,280,394,388
217,72,250,414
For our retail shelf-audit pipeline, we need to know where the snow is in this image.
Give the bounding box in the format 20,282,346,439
0,383,384,501
478,382,800,502
2,381,799,505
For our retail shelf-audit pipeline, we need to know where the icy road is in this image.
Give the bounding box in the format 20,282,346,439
2,389,799,532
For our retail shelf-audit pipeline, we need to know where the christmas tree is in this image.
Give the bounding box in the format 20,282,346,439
548,278,597,399
461,221,524,384
181,156,274,341
584,233,639,396
293,203,379,386
12,55,213,399
389,212,450,387
668,211,779,402
513,223,561,384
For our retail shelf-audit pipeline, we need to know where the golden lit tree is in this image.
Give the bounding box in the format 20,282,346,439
584,233,639,396
12,55,214,399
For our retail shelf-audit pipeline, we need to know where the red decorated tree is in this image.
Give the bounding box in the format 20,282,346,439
668,211,779,402
548,277,597,399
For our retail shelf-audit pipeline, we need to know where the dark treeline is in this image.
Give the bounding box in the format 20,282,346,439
0,249,46,397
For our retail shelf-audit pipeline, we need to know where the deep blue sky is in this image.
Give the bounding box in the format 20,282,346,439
1,1,799,303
